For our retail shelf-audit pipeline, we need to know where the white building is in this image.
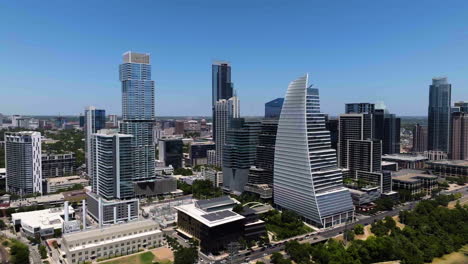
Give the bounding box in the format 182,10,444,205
12,206,74,237
61,220,163,264
5,131,42,195
214,97,240,167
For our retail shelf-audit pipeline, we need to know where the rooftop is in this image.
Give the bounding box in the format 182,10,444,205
382,153,428,162
194,196,236,211
123,51,150,64
12,206,74,230
427,159,468,167
46,176,88,185
392,170,438,183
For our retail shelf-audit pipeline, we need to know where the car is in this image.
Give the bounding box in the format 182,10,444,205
313,237,318,240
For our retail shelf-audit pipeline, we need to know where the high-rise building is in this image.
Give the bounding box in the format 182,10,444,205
189,142,215,166
214,97,240,167
412,124,428,152
453,101,468,113
428,77,451,153
373,109,401,155
248,119,278,186
451,111,468,160
158,138,183,169
265,98,284,119
338,114,373,168
345,103,375,114
174,120,185,135
212,62,234,140
222,118,261,194
41,153,76,178
274,75,354,227
347,139,382,174
108,114,118,127
119,51,155,180
325,117,339,150
84,106,106,177
5,131,42,195
90,130,134,200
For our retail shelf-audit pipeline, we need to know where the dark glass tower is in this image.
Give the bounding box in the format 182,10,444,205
119,52,155,180
428,77,451,153
212,62,233,140
265,98,284,119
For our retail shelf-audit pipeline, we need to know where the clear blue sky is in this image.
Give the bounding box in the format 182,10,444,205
1,0,468,117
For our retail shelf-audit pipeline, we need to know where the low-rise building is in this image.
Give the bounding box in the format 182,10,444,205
381,161,398,172
203,169,223,187
348,187,381,206
62,220,163,264
46,176,89,194
382,153,427,170
175,196,265,253
392,170,438,196
133,176,177,197
426,160,468,178
12,206,74,238
86,192,139,225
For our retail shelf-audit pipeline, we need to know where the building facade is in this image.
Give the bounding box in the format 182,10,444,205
214,97,240,167
273,75,354,227
158,138,183,169
84,106,106,177
428,77,451,153
119,51,155,181
451,111,468,160
5,131,42,195
189,142,215,166
41,153,76,178
412,124,428,152
264,98,284,119
212,61,234,140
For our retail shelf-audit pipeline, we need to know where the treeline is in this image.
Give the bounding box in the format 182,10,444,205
262,210,313,240
164,235,198,264
177,179,223,199
282,195,467,264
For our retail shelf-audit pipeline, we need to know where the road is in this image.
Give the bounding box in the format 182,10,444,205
205,186,468,264
1,230,42,264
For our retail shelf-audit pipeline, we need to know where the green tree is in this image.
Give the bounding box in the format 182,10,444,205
39,245,48,259
10,240,30,264
354,224,364,235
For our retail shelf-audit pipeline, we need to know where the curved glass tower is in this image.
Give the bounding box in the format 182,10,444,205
273,74,354,227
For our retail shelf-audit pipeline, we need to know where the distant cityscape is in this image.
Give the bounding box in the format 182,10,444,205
0,52,467,264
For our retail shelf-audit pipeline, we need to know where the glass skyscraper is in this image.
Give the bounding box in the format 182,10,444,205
84,106,106,177
265,98,284,119
428,77,451,153
274,74,354,227
119,52,155,180
212,62,234,140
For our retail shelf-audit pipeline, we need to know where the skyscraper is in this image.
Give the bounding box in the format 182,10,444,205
274,75,354,227
212,62,234,140
158,138,183,169
214,97,240,167
84,106,106,177
338,113,373,168
248,119,278,186
91,130,134,199
373,109,401,155
451,110,468,160
5,131,42,195
412,124,428,152
345,103,375,114
222,118,261,194
119,51,155,180
428,77,451,153
265,98,284,119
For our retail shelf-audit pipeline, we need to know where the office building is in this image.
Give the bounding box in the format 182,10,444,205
133,176,177,196
174,120,185,135
374,109,401,154
41,153,76,178
451,111,468,160
345,103,375,114
108,114,118,127
158,138,183,169
222,118,261,194
90,130,134,200
86,192,139,225
5,131,42,195
120,51,155,181
382,153,427,169
212,61,234,140
346,139,382,176
412,124,428,152
325,117,339,150
62,220,163,264
175,196,265,253
214,97,240,166
247,119,278,187
426,160,468,178
84,106,106,177
203,169,223,187
392,170,438,196
274,75,354,227
428,77,451,153
264,98,284,119
189,142,215,166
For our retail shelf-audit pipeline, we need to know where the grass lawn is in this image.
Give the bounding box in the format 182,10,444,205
100,251,155,264
431,244,468,264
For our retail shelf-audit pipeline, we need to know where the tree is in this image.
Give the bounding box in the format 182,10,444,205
174,247,198,264
39,245,48,259
344,230,355,241
233,204,244,213
0,219,6,230
354,224,364,235
10,240,30,264
375,198,394,211
54,228,62,238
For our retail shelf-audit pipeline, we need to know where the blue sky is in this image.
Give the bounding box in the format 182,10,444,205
1,0,468,117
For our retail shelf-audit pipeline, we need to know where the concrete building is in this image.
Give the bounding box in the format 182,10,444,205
223,118,261,194
46,176,89,194
84,106,106,177
133,176,177,197
62,220,163,264
90,130,134,200
348,187,381,206
450,111,468,160
426,160,468,178
12,205,74,238
412,124,428,152
392,170,438,196
274,75,354,227
428,77,451,153
382,153,427,169
42,153,76,178
86,192,139,226
214,97,240,167
5,131,42,195
189,141,215,166
119,51,156,181
158,138,183,169
338,113,373,170
203,168,223,187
